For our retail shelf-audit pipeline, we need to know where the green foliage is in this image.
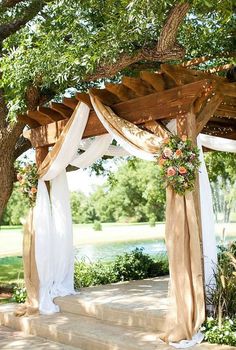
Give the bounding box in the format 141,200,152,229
0,1,234,119
74,259,116,288
12,284,27,304
16,161,38,207
202,317,236,346
1,183,29,225
93,220,102,231
205,152,236,222
207,241,236,320
74,249,169,288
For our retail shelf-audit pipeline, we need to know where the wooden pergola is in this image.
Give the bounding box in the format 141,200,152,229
21,63,236,165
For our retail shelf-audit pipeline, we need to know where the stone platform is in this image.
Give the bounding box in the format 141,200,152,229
0,277,235,350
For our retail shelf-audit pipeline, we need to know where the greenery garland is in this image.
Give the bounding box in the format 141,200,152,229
16,162,38,207
157,135,201,195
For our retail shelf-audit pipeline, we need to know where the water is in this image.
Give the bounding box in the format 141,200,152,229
74,238,166,262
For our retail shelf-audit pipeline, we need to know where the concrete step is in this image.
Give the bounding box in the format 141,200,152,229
0,303,162,350
1,304,235,350
55,277,169,332
0,325,79,350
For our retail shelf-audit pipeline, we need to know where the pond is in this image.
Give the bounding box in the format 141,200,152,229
74,238,167,262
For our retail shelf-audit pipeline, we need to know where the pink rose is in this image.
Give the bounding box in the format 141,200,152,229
163,147,173,158
167,167,176,176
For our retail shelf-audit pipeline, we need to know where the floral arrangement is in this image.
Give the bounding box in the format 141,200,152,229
16,162,38,206
157,135,200,195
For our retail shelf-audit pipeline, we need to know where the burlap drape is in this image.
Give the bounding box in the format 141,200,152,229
161,188,205,342
15,209,39,316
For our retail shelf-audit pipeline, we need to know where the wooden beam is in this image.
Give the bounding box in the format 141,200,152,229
89,88,121,105
105,83,137,101
27,110,53,125
161,63,227,86
139,71,165,92
24,80,211,148
62,97,78,109
218,83,236,97
18,114,41,128
122,76,155,96
50,102,73,118
37,106,63,122
75,92,93,109
196,93,223,134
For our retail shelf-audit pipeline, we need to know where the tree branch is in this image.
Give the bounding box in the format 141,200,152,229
85,2,190,81
0,0,46,42
0,0,25,10
14,134,31,160
157,2,190,51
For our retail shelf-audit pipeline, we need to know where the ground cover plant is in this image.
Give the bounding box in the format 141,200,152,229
202,240,236,346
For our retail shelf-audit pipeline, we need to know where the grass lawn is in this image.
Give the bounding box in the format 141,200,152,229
0,256,23,304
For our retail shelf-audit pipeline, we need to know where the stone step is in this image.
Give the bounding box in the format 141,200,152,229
0,304,235,350
0,325,80,350
0,304,162,350
55,277,169,332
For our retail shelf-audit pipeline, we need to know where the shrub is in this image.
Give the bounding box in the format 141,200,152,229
93,220,102,231
74,249,169,289
206,240,236,320
74,259,116,289
202,317,236,346
12,284,27,303
148,216,156,227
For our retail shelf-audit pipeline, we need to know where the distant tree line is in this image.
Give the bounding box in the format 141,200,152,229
1,152,236,226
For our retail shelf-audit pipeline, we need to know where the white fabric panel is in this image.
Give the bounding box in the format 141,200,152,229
90,94,156,161
34,180,59,314
199,134,236,153
35,102,90,314
170,332,204,349
198,140,217,291
42,103,90,181
79,138,128,157
50,171,75,299
71,134,112,168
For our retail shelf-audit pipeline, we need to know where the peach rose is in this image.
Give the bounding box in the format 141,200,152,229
179,166,187,174
175,149,182,158
163,147,173,158
167,167,176,176
30,187,37,194
181,135,187,142
159,158,166,166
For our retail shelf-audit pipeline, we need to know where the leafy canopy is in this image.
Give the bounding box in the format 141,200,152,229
0,0,234,119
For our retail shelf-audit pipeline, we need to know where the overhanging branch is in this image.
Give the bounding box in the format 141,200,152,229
0,0,47,42
85,2,190,82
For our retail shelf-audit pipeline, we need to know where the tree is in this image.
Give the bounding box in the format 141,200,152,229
90,159,166,223
205,151,236,222
0,0,234,220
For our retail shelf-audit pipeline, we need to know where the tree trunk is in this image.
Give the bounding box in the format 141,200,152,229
0,125,24,221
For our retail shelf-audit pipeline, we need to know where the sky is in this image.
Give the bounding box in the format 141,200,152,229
21,149,121,195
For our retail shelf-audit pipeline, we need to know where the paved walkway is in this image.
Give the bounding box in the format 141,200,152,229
0,326,78,350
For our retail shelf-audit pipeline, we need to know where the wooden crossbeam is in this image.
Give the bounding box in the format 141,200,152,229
18,114,41,128
27,110,53,125
50,102,73,118
105,83,137,101
37,106,63,122
196,93,223,134
62,97,78,109
122,76,155,96
140,71,165,92
23,80,212,148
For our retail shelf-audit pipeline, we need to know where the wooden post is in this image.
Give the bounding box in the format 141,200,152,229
35,146,48,167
